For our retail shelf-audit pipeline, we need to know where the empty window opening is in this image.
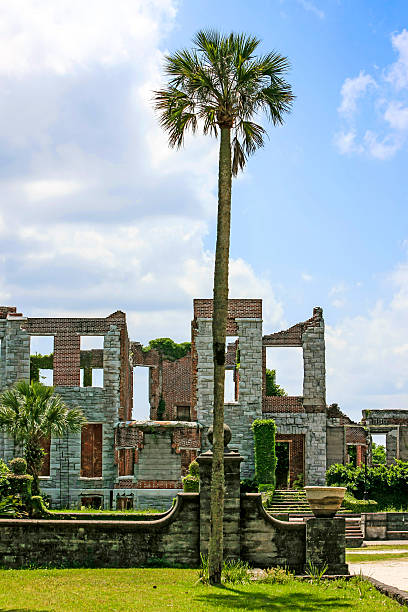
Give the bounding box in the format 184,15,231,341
116,496,133,510
91,368,104,387
225,336,239,403
80,367,103,388
347,444,357,467
176,405,191,421
30,336,54,383
30,335,54,356
81,423,102,478
224,369,237,403
39,436,51,477
80,335,104,350
266,347,303,396
81,496,102,510
371,434,387,465
132,367,150,420
39,369,53,386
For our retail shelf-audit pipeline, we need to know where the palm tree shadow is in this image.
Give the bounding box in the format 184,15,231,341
195,585,354,610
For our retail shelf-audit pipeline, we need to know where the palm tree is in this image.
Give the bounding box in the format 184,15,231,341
0,380,85,494
154,30,294,584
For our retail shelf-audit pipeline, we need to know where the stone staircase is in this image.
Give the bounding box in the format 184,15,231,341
266,489,364,548
266,489,311,514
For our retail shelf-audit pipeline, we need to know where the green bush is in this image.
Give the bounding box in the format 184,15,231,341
9,457,27,475
326,461,408,510
252,419,277,487
188,460,199,478
7,474,33,502
342,492,378,513
182,474,199,492
240,477,259,493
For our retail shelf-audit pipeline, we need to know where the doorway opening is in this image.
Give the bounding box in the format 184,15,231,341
275,441,290,489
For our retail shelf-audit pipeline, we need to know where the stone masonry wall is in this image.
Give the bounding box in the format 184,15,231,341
263,412,327,485
302,307,326,407
39,325,121,508
194,310,262,478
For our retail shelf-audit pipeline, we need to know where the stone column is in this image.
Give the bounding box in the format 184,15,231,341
197,445,243,561
306,518,348,575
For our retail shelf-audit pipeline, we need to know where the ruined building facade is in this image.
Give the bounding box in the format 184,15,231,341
0,300,407,509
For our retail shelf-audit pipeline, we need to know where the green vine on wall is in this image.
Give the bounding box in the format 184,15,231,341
251,419,277,486
157,395,166,420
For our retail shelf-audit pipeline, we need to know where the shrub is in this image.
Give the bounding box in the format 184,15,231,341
188,460,199,478
326,461,408,509
7,474,33,503
261,566,294,584
252,419,277,487
9,457,27,475
342,492,378,513
182,474,199,492
198,555,251,585
240,477,259,493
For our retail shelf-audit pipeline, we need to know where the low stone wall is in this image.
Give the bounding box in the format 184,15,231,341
241,494,306,572
363,512,408,540
0,493,200,569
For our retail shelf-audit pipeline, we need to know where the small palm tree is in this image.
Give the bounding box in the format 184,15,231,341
0,380,85,494
154,30,294,584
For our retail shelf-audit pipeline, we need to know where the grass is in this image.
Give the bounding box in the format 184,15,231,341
0,568,402,611
51,507,164,514
346,544,408,563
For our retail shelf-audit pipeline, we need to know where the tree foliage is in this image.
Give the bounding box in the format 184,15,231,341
143,338,191,361
265,369,287,397
372,442,386,465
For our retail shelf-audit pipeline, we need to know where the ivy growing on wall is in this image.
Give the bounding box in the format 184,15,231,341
251,419,277,486
157,395,166,420
142,338,191,361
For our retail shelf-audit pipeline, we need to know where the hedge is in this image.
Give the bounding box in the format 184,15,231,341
326,461,408,509
251,419,277,486
342,492,378,513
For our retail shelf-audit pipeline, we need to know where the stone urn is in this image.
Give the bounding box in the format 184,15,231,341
304,486,346,518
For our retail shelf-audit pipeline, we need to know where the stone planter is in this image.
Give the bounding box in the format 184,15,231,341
304,486,346,518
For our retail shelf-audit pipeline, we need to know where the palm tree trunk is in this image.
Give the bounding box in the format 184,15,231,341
208,126,232,585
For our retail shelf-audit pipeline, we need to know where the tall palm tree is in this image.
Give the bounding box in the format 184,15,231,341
0,380,85,494
154,30,294,584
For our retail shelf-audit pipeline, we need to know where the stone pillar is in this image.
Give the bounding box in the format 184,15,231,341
197,447,243,561
302,307,326,407
306,518,348,575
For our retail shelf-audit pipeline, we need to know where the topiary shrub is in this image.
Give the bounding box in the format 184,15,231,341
182,474,199,492
30,495,50,518
9,457,27,475
7,474,33,504
182,459,200,492
252,419,277,488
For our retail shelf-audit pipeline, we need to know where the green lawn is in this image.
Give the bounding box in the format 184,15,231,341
346,544,408,563
0,568,402,612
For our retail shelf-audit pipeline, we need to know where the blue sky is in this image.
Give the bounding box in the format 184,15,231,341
1,0,408,420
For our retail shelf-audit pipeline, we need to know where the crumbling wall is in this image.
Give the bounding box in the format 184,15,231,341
192,299,263,478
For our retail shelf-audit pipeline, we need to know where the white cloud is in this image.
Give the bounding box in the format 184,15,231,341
24,179,83,202
0,0,176,77
296,0,324,20
387,28,408,90
384,101,408,131
363,130,401,160
301,273,313,282
338,71,376,117
335,30,408,159
333,130,363,155
326,255,408,420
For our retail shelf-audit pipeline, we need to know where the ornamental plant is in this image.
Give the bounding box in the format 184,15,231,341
0,381,86,495
252,419,277,487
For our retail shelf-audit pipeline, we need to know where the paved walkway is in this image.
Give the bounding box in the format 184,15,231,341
349,559,408,592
